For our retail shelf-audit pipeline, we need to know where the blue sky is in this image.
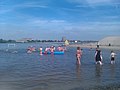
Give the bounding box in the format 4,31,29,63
0,0,120,40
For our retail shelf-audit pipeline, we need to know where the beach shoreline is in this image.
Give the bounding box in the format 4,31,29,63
69,43,120,50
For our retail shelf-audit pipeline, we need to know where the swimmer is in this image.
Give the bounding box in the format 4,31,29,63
27,46,32,53
57,46,65,51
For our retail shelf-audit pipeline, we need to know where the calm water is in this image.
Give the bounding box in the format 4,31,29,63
0,43,120,90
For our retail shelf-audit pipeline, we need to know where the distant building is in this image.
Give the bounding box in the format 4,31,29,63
16,38,33,43
75,40,78,43
62,37,66,42
99,36,120,46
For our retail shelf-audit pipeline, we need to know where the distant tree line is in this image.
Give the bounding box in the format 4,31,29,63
27,40,64,42
0,38,97,43
0,39,16,43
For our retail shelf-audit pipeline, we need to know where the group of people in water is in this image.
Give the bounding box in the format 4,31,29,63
27,45,66,55
76,46,117,65
27,45,116,65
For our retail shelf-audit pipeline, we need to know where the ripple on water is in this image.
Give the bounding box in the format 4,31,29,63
0,43,120,90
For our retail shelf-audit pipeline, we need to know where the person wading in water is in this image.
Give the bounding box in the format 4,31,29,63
76,47,82,65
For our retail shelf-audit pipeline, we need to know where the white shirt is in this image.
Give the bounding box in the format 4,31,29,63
111,52,116,58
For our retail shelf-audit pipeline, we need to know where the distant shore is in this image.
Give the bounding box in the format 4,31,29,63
69,43,120,50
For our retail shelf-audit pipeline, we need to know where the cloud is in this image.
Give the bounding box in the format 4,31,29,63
61,7,83,12
61,21,120,33
0,1,48,14
67,0,119,6
26,19,67,27
86,0,112,4
99,16,120,21
15,2,48,8
0,0,120,40
0,18,120,40
61,21,120,40
0,9,12,14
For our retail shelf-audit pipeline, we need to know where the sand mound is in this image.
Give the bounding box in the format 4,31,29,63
99,36,120,46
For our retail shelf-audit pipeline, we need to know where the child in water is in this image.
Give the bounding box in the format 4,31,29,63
110,51,116,64
95,49,103,65
76,47,82,65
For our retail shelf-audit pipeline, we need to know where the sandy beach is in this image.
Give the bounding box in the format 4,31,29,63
69,43,120,50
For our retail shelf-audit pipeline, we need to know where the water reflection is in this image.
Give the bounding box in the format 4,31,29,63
0,43,120,90
95,65,103,82
76,64,81,79
110,64,115,78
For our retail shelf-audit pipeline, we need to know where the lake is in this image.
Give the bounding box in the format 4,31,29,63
0,43,120,90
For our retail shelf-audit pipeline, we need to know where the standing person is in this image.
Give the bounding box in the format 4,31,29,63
44,46,50,55
50,46,54,55
39,46,43,55
76,47,82,65
110,51,116,64
97,42,100,49
95,49,103,65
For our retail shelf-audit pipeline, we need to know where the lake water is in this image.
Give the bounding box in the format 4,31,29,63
0,43,120,90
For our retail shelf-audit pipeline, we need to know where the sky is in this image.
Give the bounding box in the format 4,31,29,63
0,0,120,40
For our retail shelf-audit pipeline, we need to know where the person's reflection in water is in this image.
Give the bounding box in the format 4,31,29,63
76,64,81,79
95,64,103,83
110,64,115,78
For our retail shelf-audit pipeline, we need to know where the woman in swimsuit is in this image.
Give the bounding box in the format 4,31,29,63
76,47,82,65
